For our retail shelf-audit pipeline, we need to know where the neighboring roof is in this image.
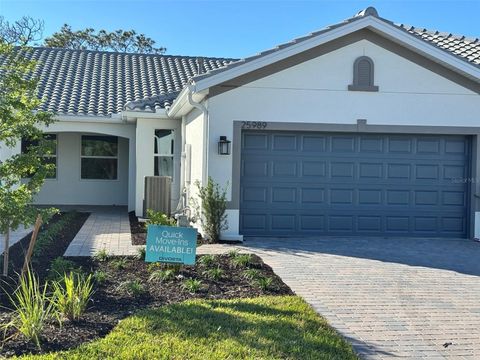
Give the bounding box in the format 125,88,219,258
191,7,479,86
6,47,235,116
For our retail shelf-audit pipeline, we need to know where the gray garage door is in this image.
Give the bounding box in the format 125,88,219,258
240,131,470,237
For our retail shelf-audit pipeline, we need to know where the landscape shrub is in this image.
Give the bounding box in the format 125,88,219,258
93,248,110,262
182,279,203,293
92,270,108,284
148,269,175,282
52,272,94,322
192,177,228,243
146,210,176,226
242,268,261,281
110,258,128,270
255,276,273,291
231,254,253,268
117,280,146,297
198,254,216,267
47,257,82,281
227,249,239,258
147,262,162,272
136,246,146,260
164,263,182,273
203,267,224,280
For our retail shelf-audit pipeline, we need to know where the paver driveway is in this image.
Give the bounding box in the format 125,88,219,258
239,237,480,359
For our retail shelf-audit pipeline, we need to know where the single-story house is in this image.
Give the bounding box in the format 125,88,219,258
1,7,479,241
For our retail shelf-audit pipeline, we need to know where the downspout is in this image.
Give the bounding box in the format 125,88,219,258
164,105,188,213
186,84,209,187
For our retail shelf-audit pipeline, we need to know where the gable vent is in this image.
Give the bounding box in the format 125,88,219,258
348,56,379,92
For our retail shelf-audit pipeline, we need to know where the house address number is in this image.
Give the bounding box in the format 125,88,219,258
241,121,268,129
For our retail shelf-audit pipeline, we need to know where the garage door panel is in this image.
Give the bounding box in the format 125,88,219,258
360,137,384,153
302,161,326,177
416,138,441,153
242,160,268,177
273,135,297,151
330,162,355,178
300,215,325,231
358,216,383,232
388,138,413,153
441,217,465,233
329,215,354,231
240,131,469,238
243,133,269,150
272,161,297,177
300,188,326,205
271,187,296,203
331,136,356,152
415,164,439,180
445,138,467,154
302,136,326,152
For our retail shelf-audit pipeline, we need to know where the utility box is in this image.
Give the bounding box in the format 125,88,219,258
144,176,171,217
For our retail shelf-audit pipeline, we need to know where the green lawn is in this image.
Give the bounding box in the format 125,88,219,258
23,296,358,360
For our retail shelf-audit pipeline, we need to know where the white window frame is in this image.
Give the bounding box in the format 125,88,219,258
154,129,175,181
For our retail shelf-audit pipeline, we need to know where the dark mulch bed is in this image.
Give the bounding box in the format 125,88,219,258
129,211,147,245
0,251,293,357
129,211,212,246
0,212,89,305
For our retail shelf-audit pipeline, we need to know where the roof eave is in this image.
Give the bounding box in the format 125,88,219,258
193,16,480,93
167,86,208,118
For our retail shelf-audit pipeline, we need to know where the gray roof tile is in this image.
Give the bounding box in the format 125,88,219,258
396,24,480,66
3,8,478,116
1,47,235,116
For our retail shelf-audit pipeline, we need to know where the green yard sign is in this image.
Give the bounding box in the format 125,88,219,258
145,225,197,265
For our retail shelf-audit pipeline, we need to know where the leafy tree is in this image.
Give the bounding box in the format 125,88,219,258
0,42,56,276
44,25,166,54
0,16,44,46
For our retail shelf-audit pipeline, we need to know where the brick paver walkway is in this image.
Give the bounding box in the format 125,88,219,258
64,206,141,256
200,237,480,360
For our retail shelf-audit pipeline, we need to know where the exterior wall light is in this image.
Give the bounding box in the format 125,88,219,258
218,136,231,155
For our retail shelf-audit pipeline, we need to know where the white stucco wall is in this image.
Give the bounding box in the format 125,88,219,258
191,38,480,238
135,117,181,216
34,132,129,206
0,119,137,209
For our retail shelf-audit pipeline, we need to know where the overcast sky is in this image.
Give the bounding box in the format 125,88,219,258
1,0,479,58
